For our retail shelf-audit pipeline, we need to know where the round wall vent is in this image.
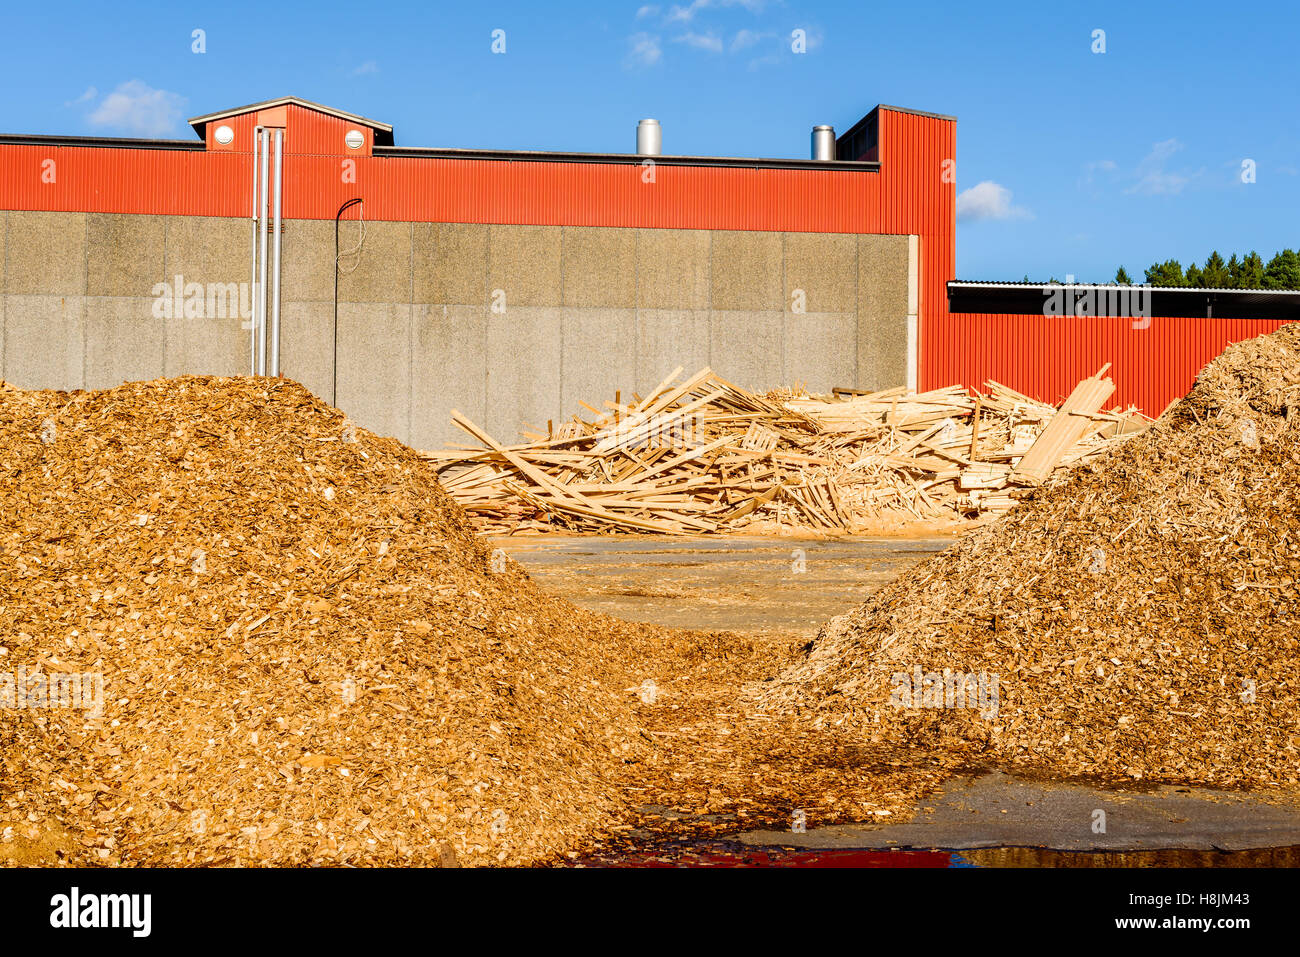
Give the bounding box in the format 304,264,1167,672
344,129,365,150
214,124,234,145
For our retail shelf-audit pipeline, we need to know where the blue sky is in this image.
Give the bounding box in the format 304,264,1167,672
3,0,1297,282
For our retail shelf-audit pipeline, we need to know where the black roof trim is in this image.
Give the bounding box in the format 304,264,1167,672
948,281,1300,322
875,104,958,122
373,145,880,171
0,133,205,150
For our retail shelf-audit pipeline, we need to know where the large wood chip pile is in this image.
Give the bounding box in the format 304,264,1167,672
0,376,687,866
425,366,1150,535
761,324,1300,788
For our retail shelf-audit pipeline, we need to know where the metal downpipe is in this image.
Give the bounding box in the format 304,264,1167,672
270,128,284,377
250,126,262,376
257,127,270,376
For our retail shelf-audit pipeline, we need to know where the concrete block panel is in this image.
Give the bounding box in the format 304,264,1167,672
710,230,782,311
2,294,85,390
86,214,166,298
635,308,710,386
164,309,248,379
280,219,335,303
708,310,783,391
83,297,165,389
782,312,857,393
857,234,910,390
483,305,562,442
560,308,636,418
5,212,86,296
413,222,488,306
334,302,411,441
336,222,413,304
784,232,857,314
164,216,250,291
411,303,487,450
636,229,709,309
279,300,335,403
488,225,562,308
562,227,636,308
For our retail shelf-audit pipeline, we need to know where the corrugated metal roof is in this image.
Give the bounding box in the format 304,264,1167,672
951,280,1300,295
0,134,204,150
375,145,879,171
948,280,1300,321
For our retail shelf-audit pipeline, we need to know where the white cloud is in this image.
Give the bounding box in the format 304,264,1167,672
730,28,770,51
625,32,663,68
1079,158,1117,188
673,30,724,52
665,0,766,23
350,60,379,76
636,4,661,17
1125,138,1202,195
666,0,709,22
87,80,186,137
956,181,1032,222
64,86,97,108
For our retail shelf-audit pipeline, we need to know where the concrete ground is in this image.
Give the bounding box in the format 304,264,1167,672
493,533,954,635
735,771,1300,852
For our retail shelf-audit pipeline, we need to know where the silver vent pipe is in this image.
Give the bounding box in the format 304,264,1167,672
812,125,836,161
636,118,662,156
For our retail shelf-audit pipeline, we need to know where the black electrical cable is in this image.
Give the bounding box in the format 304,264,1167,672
333,198,363,406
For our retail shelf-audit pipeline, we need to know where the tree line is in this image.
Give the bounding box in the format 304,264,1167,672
1114,249,1300,289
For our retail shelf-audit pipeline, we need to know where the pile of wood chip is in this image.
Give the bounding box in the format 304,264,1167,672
761,324,1300,788
0,376,699,866
425,366,1150,535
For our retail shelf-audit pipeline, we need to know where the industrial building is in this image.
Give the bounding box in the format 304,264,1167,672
0,95,1293,445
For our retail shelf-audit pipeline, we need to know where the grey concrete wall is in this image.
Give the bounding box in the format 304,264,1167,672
1,210,251,393
1,210,911,450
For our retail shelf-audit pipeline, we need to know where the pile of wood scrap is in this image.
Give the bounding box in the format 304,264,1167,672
423,365,1152,535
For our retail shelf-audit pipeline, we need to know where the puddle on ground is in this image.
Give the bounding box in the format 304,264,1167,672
570,839,1300,868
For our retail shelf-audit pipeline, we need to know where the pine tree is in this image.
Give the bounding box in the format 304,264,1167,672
1115,266,1133,284
1264,249,1300,290
1226,253,1242,288
1144,259,1185,286
1201,251,1230,288
1239,251,1266,288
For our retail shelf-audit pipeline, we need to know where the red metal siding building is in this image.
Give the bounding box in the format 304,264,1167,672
923,311,1291,415
1,95,1293,414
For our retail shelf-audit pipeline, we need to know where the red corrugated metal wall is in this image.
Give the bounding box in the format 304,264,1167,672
928,313,1291,415
0,103,958,237
877,109,956,380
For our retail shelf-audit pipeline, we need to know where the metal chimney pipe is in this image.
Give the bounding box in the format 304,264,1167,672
812,125,836,161
636,119,662,156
